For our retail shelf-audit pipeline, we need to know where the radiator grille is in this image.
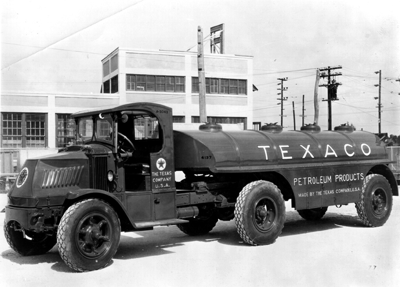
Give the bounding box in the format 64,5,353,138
92,156,108,191
42,166,83,189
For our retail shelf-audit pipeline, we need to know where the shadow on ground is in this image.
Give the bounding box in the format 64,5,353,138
1,209,363,271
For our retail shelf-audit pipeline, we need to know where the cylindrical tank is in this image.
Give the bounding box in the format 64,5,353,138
173,128,388,173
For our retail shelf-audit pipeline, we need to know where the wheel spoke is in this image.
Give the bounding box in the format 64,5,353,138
98,220,108,229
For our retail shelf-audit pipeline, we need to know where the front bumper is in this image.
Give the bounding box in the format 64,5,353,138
5,205,63,232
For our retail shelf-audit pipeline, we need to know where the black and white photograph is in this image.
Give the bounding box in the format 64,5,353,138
1,0,399,286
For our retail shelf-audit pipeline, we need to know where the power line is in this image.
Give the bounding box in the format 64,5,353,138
1,0,147,71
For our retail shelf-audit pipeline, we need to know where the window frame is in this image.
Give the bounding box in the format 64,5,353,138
1,112,48,148
126,74,185,93
56,114,76,148
191,77,247,95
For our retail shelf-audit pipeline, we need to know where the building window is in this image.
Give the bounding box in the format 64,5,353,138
175,77,185,92
110,54,118,73
102,75,118,94
1,113,22,147
1,113,47,148
146,75,155,91
191,116,247,129
56,114,76,147
210,78,219,94
111,75,118,93
220,79,229,94
156,76,165,91
238,80,247,95
229,79,238,94
173,116,185,123
127,75,136,90
126,74,185,93
192,77,247,95
103,60,110,77
103,79,110,93
192,77,199,93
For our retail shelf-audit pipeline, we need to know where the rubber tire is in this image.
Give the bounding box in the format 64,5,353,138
4,220,56,256
297,207,328,221
177,210,218,236
57,199,120,272
234,180,286,245
355,174,393,227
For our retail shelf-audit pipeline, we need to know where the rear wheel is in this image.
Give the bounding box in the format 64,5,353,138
297,207,328,221
57,199,120,272
356,174,393,227
4,221,56,256
235,180,286,245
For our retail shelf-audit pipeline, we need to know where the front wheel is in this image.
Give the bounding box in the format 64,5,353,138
356,174,393,227
4,221,56,256
234,180,286,245
57,199,121,272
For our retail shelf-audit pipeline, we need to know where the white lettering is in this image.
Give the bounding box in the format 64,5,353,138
344,144,355,157
279,145,293,159
300,144,314,158
325,144,338,157
361,143,371,156
258,145,271,160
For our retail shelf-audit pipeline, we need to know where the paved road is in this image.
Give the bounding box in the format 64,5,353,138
0,193,399,287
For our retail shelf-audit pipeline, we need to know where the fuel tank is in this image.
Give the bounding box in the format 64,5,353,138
173,127,389,173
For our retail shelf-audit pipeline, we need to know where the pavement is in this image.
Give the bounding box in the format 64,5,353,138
0,193,399,287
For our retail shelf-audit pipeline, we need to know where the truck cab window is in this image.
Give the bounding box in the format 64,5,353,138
134,117,160,140
78,117,93,142
96,114,113,143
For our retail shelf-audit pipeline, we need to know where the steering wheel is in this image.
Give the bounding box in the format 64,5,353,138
117,132,135,158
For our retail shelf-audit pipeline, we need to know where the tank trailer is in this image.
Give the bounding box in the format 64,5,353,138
4,102,398,271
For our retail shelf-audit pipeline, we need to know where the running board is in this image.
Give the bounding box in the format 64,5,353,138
134,218,189,229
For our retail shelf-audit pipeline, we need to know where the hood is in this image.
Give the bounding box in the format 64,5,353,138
8,151,90,207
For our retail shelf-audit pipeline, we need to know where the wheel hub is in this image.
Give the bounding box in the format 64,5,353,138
255,199,276,231
372,189,386,216
79,216,110,256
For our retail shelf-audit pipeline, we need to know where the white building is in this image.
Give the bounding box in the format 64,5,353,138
0,48,254,175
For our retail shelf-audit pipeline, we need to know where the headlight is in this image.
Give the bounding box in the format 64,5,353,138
16,167,29,188
107,171,114,182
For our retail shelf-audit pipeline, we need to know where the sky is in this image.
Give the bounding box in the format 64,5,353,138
1,0,400,135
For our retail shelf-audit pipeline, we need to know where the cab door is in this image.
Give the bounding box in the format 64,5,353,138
150,153,176,220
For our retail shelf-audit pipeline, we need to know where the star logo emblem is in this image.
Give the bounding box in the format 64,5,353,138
156,158,166,171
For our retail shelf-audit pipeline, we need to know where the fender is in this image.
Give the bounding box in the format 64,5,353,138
63,189,141,232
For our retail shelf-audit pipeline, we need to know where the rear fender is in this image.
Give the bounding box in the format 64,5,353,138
369,165,398,196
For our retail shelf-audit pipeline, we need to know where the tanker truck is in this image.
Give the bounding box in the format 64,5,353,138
4,102,398,272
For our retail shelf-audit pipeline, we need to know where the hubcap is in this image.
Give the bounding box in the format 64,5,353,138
77,214,111,258
371,188,387,218
254,198,277,232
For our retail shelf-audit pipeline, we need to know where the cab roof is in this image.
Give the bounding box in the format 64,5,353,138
71,102,171,118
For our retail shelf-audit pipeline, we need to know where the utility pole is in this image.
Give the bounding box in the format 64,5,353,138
277,77,288,126
299,94,306,126
314,70,320,125
374,70,382,134
319,66,342,130
292,101,296,130
197,26,207,123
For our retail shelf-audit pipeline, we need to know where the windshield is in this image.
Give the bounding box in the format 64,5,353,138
96,114,113,143
77,114,113,144
78,117,93,142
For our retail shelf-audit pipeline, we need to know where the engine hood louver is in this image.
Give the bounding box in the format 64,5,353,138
42,166,84,189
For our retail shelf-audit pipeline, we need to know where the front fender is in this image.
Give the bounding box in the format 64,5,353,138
64,189,136,232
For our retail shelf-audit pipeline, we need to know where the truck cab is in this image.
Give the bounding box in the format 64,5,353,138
70,102,179,224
